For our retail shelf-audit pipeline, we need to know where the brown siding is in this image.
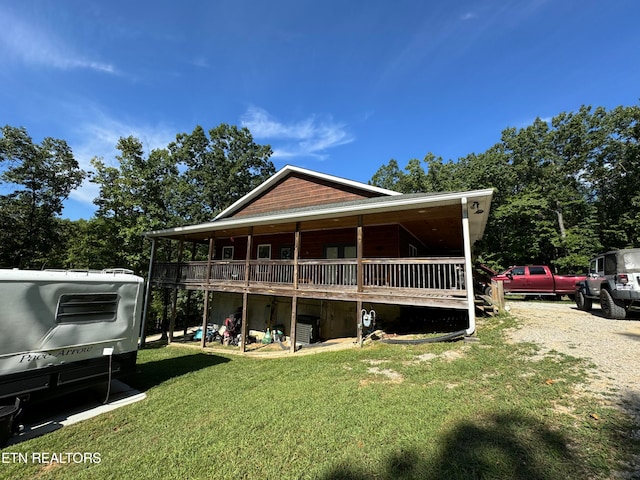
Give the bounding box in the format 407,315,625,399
231,172,384,217
213,226,401,260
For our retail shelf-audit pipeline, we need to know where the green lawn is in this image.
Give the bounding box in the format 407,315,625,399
1,315,637,479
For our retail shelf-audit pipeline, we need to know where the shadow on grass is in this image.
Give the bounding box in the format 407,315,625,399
320,412,587,480
130,347,231,392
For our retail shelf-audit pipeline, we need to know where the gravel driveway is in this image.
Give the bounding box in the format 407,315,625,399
504,300,640,419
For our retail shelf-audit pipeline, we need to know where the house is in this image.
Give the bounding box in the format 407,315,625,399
141,165,493,352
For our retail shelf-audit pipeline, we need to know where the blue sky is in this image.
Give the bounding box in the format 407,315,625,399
1,0,639,220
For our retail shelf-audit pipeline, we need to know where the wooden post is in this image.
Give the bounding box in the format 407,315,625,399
293,224,300,290
357,300,363,347
290,224,300,353
200,292,210,348
290,295,298,353
200,237,215,348
357,216,363,293
168,240,184,344
492,279,505,312
245,228,253,287
140,237,157,349
241,292,248,352
183,243,197,340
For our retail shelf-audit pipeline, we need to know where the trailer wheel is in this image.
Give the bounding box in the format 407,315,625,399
600,289,626,319
575,290,592,311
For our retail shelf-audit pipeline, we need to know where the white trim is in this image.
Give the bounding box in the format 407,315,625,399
461,197,476,336
214,165,401,220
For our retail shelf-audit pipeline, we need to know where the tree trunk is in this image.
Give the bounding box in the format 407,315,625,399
556,200,566,238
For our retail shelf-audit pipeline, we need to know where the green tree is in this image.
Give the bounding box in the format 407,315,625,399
0,126,85,268
90,136,179,274
169,124,275,223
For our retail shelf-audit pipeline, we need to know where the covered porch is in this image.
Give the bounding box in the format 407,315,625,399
141,189,493,353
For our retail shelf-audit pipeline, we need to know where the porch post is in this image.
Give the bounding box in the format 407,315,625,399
168,239,184,344
140,237,157,349
356,300,363,346
200,237,215,348
245,228,253,287
461,197,476,335
241,292,248,352
289,223,300,353
290,295,298,353
184,243,197,340
357,216,363,293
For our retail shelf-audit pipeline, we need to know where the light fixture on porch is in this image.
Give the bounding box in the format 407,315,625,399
470,201,484,214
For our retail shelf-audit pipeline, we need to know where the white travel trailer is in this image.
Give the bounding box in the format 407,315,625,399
0,268,145,445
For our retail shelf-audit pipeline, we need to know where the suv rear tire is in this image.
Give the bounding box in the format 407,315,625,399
600,288,627,319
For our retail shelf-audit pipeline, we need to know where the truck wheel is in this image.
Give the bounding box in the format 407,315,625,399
600,289,626,319
575,291,592,311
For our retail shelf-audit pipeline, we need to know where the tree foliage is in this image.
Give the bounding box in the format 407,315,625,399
0,126,85,268
169,124,275,224
370,104,640,272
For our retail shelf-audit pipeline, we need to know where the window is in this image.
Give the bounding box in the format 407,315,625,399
324,245,356,259
529,266,546,275
280,246,293,260
257,244,271,259
511,267,525,276
409,244,418,257
222,246,234,260
56,293,118,323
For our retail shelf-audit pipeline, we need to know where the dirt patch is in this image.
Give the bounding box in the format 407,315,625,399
504,300,640,419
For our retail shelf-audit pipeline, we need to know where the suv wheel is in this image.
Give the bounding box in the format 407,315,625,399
600,289,627,319
575,290,592,311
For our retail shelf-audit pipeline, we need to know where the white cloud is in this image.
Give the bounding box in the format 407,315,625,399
0,7,116,74
240,107,354,159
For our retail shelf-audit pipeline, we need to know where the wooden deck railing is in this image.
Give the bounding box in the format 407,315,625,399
152,257,467,295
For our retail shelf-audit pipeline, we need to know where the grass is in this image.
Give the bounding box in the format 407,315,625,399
1,314,638,480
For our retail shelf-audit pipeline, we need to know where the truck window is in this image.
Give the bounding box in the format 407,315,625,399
596,257,605,274
528,267,546,275
56,293,119,323
511,267,525,276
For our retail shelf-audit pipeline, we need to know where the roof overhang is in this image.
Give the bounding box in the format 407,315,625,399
144,188,494,247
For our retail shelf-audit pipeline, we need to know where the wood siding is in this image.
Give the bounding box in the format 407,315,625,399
213,226,402,260
231,172,385,218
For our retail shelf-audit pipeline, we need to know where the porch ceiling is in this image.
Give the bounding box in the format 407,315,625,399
144,189,493,250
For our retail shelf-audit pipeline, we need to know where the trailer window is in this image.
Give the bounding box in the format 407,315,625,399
56,294,119,323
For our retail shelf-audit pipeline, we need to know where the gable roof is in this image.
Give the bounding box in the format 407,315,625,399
215,165,401,220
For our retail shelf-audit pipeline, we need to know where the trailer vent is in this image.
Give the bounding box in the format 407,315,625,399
56,294,119,323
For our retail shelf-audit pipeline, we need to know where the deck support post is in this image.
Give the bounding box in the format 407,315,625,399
357,300,363,347
168,240,184,344
200,237,215,348
290,223,300,353
241,292,248,352
140,237,157,348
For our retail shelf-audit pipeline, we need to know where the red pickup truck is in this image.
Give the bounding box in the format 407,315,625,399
491,265,587,299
